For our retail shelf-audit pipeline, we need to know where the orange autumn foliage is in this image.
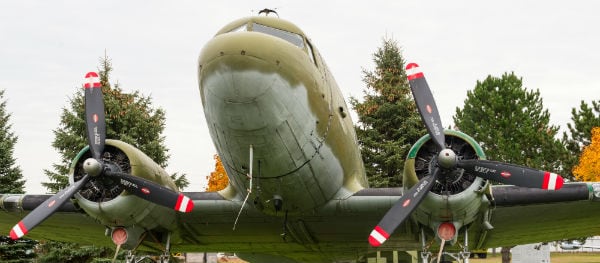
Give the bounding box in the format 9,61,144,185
206,154,229,191
573,127,600,181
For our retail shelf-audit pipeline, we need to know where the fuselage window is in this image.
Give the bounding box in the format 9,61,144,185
252,23,304,48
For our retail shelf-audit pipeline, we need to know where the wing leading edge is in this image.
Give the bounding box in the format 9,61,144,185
480,182,600,248
3,183,600,261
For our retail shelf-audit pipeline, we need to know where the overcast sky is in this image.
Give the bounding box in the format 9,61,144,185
1,1,598,193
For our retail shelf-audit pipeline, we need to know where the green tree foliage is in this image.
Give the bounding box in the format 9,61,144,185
42,57,188,192
562,100,600,179
36,240,122,263
0,90,30,261
454,73,566,263
454,72,566,172
0,236,37,263
0,89,25,193
350,38,425,187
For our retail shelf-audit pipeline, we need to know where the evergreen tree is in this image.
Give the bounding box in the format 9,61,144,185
36,240,122,263
350,38,425,187
562,100,600,179
454,72,566,173
42,56,188,192
454,72,566,263
0,236,37,263
0,89,25,193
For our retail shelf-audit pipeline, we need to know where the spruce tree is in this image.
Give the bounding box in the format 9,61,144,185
42,57,188,192
350,38,425,187
0,89,25,194
454,72,566,173
0,89,31,262
562,100,600,179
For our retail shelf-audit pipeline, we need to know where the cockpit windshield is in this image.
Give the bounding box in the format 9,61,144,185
252,23,304,48
228,22,304,48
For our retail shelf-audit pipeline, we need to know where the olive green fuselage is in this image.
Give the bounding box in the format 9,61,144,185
198,16,367,215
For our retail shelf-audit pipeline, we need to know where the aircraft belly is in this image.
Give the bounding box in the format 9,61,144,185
176,192,421,261
201,58,343,213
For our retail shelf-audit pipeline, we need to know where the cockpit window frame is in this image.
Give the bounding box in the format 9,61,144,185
224,21,318,67
250,23,305,48
305,39,317,67
228,23,249,33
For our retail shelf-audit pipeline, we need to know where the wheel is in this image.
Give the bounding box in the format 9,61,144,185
478,253,487,258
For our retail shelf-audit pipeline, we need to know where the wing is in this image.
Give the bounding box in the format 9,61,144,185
1,188,418,262
0,195,110,246
175,188,421,262
6,183,600,262
476,182,600,249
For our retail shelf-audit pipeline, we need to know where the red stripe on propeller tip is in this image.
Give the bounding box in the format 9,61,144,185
84,72,101,89
175,194,194,213
10,221,28,240
542,172,564,190
369,225,390,247
406,63,424,80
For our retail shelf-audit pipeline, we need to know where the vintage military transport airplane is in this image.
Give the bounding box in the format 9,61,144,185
2,13,600,263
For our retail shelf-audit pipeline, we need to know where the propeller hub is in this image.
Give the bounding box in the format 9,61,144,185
83,158,103,177
437,149,457,169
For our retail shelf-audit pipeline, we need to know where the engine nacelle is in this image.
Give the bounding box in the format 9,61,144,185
69,139,178,230
403,130,490,237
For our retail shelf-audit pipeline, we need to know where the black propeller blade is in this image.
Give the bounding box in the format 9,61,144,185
406,63,445,151
106,171,193,212
9,72,193,239
458,159,564,190
84,71,106,160
9,175,91,240
369,169,439,247
368,62,565,247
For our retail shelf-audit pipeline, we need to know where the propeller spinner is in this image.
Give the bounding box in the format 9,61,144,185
368,63,564,247
9,72,193,240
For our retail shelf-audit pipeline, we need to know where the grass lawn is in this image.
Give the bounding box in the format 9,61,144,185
470,252,600,263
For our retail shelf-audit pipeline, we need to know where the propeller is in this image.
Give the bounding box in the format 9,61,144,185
368,63,564,247
9,72,193,240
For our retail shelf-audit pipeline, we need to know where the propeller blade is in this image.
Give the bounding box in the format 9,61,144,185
9,175,91,240
106,172,194,213
406,63,445,151
458,159,564,190
84,72,106,160
369,169,439,247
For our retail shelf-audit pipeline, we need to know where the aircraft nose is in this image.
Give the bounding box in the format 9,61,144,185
200,55,279,103
199,33,290,103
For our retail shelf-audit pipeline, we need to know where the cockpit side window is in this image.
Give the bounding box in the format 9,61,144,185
228,23,248,33
251,23,304,48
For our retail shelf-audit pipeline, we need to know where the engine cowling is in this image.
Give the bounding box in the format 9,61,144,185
403,130,490,238
69,139,179,230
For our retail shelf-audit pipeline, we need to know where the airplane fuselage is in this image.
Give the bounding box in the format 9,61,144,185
198,16,367,215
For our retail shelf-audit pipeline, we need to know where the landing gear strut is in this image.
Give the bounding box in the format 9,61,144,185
123,232,173,263
419,227,471,263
